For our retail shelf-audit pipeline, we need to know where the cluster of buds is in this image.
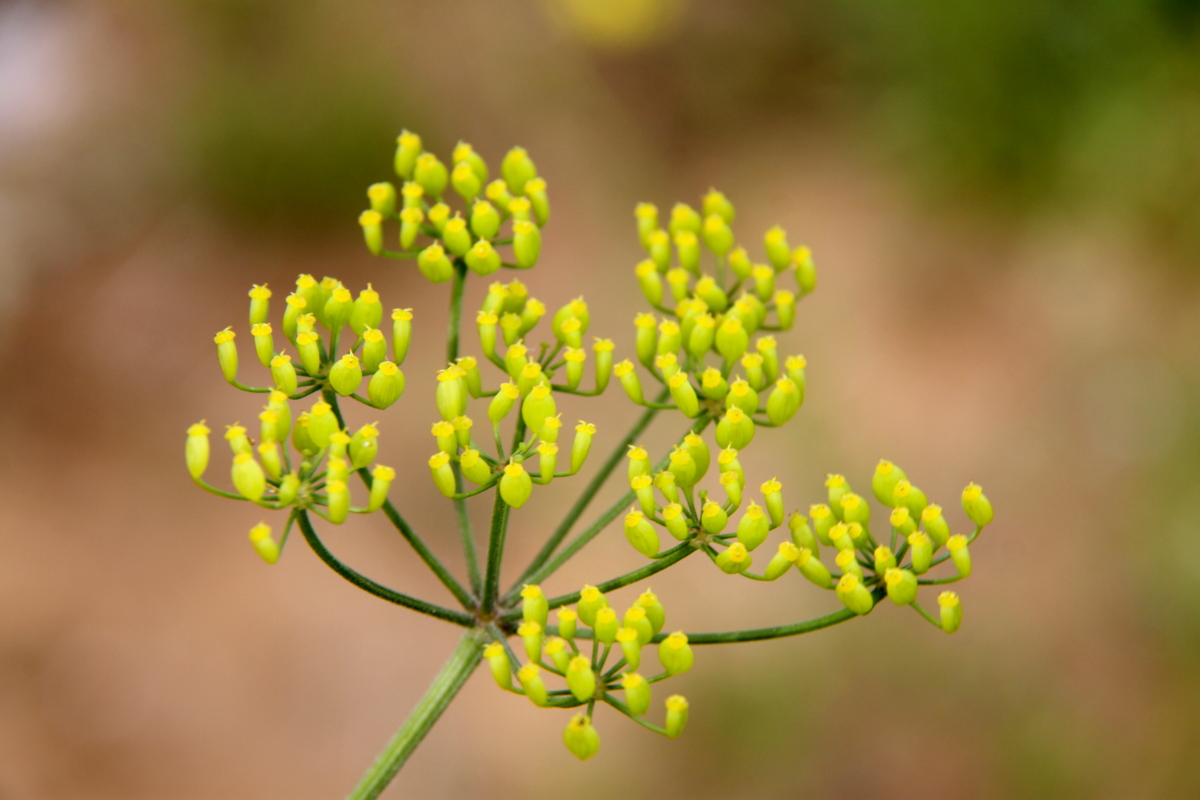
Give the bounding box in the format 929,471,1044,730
190,131,998,779
359,130,546,278
190,274,413,561
484,584,690,759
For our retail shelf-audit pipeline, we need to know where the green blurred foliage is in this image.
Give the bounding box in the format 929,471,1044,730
171,0,424,229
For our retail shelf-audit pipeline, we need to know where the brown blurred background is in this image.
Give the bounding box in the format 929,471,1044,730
2,0,1200,797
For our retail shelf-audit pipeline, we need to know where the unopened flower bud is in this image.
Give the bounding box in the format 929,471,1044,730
361,328,387,373
766,378,800,425
485,179,512,213
557,607,578,641
623,509,659,557
715,317,749,363
659,631,694,675
483,642,511,689
715,541,751,574
665,695,689,739
921,504,950,547
736,503,769,551
393,130,422,179
305,402,336,449
524,177,550,226
517,664,548,706
326,479,350,524
796,547,833,588
636,260,664,306
367,465,394,512
358,210,384,255
947,534,972,577
751,264,775,301
562,714,599,761
835,547,863,579
518,620,544,663
500,462,533,508
716,406,755,450
414,152,448,199
544,636,570,672
432,420,457,455
258,440,282,480
435,367,468,421
563,348,586,390
513,220,541,268
617,626,643,670
664,263,688,299
840,492,870,528
391,308,413,365
566,655,596,702
399,206,423,250
231,452,266,503
521,384,557,436
614,360,645,405
487,382,519,424
809,503,835,545
890,506,917,537
471,200,501,241
669,203,702,237
186,422,211,479
635,203,659,249
962,483,994,527
594,607,619,644
291,414,317,457
329,353,363,396
501,146,538,196
674,230,700,272
939,591,962,633
793,245,817,293
728,246,752,280
451,160,482,201
667,373,699,418
214,328,238,384
836,573,874,616
248,522,279,565
702,214,734,256
418,243,454,284
539,414,562,443
323,285,354,332
907,531,933,574
577,585,608,628
368,362,405,409
622,672,651,716
441,215,472,257
429,452,456,498
828,522,853,552
592,339,614,392
536,441,558,485
459,449,492,485
764,225,790,271
765,541,801,580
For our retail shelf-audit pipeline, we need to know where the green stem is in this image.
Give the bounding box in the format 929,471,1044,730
481,489,510,615
296,512,474,626
346,630,484,800
445,259,483,597
510,400,663,589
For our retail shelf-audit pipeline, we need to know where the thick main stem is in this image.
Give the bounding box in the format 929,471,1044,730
346,630,484,800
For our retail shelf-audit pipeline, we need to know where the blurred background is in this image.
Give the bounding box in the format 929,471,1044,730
2,0,1199,797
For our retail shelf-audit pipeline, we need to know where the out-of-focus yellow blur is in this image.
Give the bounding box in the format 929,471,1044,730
2,1,1199,798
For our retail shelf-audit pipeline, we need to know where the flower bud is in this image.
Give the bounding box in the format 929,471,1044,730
348,284,383,338
764,225,790,271
361,328,387,373
879,568,916,607
401,180,424,210
562,347,586,390
519,299,545,337
727,246,752,280
471,200,501,241
329,353,363,396
562,714,600,761
557,607,578,641
962,483,994,527
518,620,544,663
465,239,501,276
536,441,558,485
513,220,541,268
702,214,734,255
323,285,354,332
432,420,457,455
659,631,694,675
947,534,972,577
715,541,751,574
482,383,516,425
631,474,656,516
836,573,874,616
787,512,817,555
429,452,456,498
665,695,689,739
501,147,537,195
664,264,689,299
808,503,835,545
921,504,951,547
667,373,700,418
674,230,700,272
751,264,775,301
545,636,571,672
414,152,448,199
282,293,307,341
507,196,532,223
391,308,413,365
521,176,548,226
328,430,351,461
616,626,643,670
185,421,211,479
441,215,472,257
435,367,467,421
698,368,727,402
483,642,511,689
393,130,422,178
765,541,801,580
624,508,660,557
736,503,769,551
294,331,321,377
231,452,266,502
521,384,557,436
539,414,562,443
635,260,664,306
451,160,482,201
248,522,280,565
500,462,533,508
621,672,651,717
715,317,749,362
292,414,317,457
669,203,702,237
248,282,272,327
890,506,917,538
899,480,930,518
326,479,350,524
459,449,493,485
417,243,454,284
790,244,816,292
214,328,238,384
835,547,863,579
635,202,659,249
358,210,384,255
840,494,870,532
759,478,784,529
713,473,739,513
592,339,614,392
577,584,608,628
716,406,755,450
774,289,796,329
785,354,806,397
258,440,282,480
517,664,548,706
766,378,800,425
594,607,619,644
828,522,853,552
399,206,424,250
614,360,645,405
907,531,932,574
566,655,596,702
939,591,962,634
307,402,337,449
368,465,394,512
725,378,757,416
702,187,735,222
367,362,405,409
485,178,513,213
796,547,833,588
